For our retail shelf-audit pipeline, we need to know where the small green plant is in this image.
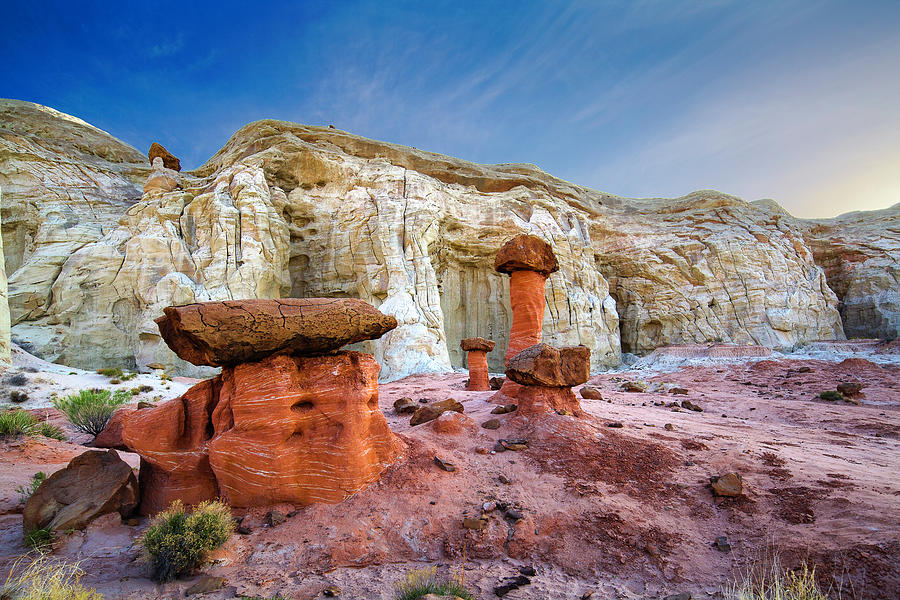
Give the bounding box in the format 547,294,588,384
159,373,172,382
96,367,123,378
0,555,102,599
818,390,844,402
16,471,46,503
23,526,55,551
10,390,29,404
130,385,154,396
723,554,830,600
0,409,38,437
140,500,234,583
38,421,66,441
52,389,130,436
5,373,29,386
394,566,474,600
121,372,137,382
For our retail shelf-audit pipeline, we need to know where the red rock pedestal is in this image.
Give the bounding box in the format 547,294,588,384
505,343,590,417
493,234,559,401
461,337,495,391
124,351,403,513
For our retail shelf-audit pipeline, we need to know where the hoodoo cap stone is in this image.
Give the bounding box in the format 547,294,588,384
148,142,181,172
156,298,397,367
506,343,590,387
460,337,496,352
494,234,559,276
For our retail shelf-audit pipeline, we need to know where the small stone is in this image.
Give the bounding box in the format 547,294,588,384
621,381,648,392
483,501,497,512
489,376,505,390
475,447,490,455
580,385,603,400
463,517,487,530
798,366,812,373
498,474,511,485
645,542,660,557
419,398,429,403
664,593,691,600
710,473,743,497
410,398,465,426
265,510,286,527
185,575,225,596
581,593,594,600
714,535,732,552
482,418,502,430
664,423,674,431
504,508,523,521
137,401,154,409
837,382,863,397
237,523,253,535
393,397,417,414
323,585,341,597
606,421,624,428
681,400,703,412
434,456,456,472
519,566,536,577
499,439,528,451
491,404,518,415
126,518,139,526
669,387,689,395
494,575,531,597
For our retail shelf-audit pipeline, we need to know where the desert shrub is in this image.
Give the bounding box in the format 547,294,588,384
159,373,172,381
0,555,102,600
16,471,46,503
723,557,829,600
818,390,844,402
130,385,154,396
96,368,123,378
37,422,65,441
10,390,29,403
52,390,130,436
140,500,234,583
0,409,38,437
121,373,137,382
394,566,473,600
22,366,39,374
5,373,28,387
23,526,55,551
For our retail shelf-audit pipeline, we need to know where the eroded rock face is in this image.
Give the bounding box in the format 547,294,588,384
156,298,398,366
23,449,139,531
505,343,590,387
123,351,403,512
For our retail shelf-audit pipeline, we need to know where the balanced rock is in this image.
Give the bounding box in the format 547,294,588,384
460,337,495,391
148,142,181,171
23,450,138,532
409,398,465,426
123,351,403,512
506,343,590,387
156,298,398,366
494,233,559,276
143,157,181,194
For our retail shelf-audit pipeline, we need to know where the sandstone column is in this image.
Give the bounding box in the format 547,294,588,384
460,337,495,391
506,343,590,417
493,234,559,400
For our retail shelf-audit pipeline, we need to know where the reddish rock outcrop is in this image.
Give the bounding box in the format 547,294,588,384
505,343,590,417
461,337,495,391
148,142,181,171
409,398,465,426
23,450,138,531
124,352,403,512
156,298,398,367
493,235,558,400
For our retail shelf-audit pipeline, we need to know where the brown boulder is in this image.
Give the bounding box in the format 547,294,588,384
409,398,464,426
711,473,744,497
148,142,181,171
155,298,397,366
836,382,864,397
505,343,590,387
580,385,603,400
23,450,138,532
123,352,403,511
494,234,559,276
460,337,495,352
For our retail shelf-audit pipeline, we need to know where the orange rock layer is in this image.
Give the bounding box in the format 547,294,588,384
465,350,490,391
496,269,548,400
123,352,403,513
515,386,583,417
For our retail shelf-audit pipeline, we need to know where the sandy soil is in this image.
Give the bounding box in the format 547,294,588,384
0,344,897,599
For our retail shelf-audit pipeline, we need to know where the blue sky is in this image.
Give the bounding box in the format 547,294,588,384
2,1,898,217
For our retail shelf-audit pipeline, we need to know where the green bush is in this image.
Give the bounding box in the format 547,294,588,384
394,566,473,600
140,500,234,583
24,526,55,551
52,389,130,436
818,390,844,402
16,471,46,503
96,368,123,378
0,555,102,600
38,422,66,441
0,409,38,437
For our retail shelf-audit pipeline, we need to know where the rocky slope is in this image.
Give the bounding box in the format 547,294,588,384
0,99,894,377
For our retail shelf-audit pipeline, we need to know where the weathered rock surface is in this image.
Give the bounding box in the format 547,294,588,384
505,343,590,387
3,101,897,379
0,187,10,365
156,298,397,366
460,337,495,353
461,337,494,391
123,351,403,512
494,233,559,276
23,449,139,531
148,142,181,172
409,398,464,426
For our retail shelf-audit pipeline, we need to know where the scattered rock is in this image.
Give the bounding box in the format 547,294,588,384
607,421,624,428
504,508,524,521
489,376,505,390
580,385,603,400
664,423,675,431
669,387,689,395
136,401,155,409
798,366,812,373
463,517,487,530
483,501,497,513
323,585,341,597
155,298,398,367
185,575,224,596
491,404,517,414
714,536,732,552
498,439,528,451
410,398,465,426
664,593,691,600
645,542,660,557
23,449,138,532
836,382,864,397
475,447,490,455
519,566,536,577
505,343,591,387
710,473,744,497
393,397,417,414
494,574,532,597
148,142,181,171
621,381,648,392
434,456,456,472
481,418,502,430
265,510,286,527
498,474,511,485
681,400,703,412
